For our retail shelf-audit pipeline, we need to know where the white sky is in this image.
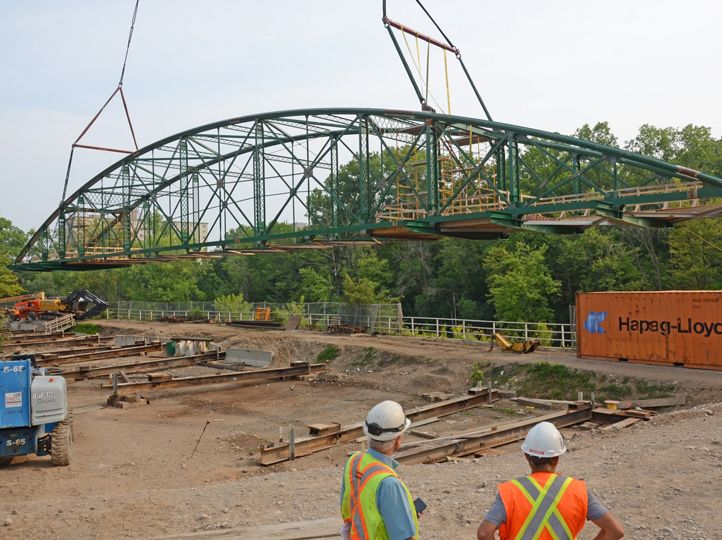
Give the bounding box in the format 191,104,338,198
1,0,721,232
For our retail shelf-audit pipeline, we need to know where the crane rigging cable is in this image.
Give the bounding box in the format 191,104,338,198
60,0,141,203
399,23,448,114
382,0,492,120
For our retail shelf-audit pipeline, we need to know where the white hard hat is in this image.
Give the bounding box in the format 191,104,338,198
363,400,411,441
521,422,566,458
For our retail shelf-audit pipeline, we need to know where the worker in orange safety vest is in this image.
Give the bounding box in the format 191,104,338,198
477,422,624,540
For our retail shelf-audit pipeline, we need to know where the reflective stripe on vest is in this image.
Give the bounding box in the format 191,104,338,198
347,452,398,540
509,475,575,540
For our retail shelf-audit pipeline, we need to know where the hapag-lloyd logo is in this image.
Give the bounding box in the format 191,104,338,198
584,311,722,337
584,312,607,334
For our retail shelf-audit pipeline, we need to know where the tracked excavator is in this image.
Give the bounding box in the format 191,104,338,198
11,290,108,321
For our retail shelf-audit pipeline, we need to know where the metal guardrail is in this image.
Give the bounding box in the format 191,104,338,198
106,304,574,349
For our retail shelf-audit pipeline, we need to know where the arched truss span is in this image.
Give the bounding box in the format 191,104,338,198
13,108,722,271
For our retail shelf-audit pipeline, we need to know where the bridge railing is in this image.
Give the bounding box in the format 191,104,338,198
105,302,574,349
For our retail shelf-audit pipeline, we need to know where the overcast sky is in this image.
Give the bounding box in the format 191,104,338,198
1,0,721,232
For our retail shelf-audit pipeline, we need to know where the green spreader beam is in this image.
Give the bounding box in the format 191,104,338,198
12,108,722,272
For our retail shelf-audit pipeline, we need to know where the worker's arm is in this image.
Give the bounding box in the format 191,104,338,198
590,512,624,540
477,519,498,540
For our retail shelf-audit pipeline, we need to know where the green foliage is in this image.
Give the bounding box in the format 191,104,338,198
272,299,306,325
483,242,560,322
0,218,29,262
342,274,399,305
468,362,485,387
189,307,206,318
73,323,100,335
668,218,722,289
0,217,25,298
214,293,252,314
352,347,378,367
316,346,340,364
0,265,23,298
299,267,334,302
486,362,677,402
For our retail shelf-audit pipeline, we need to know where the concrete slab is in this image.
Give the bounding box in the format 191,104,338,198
226,348,273,367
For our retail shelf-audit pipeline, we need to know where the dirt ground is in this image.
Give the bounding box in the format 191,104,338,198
1,320,722,539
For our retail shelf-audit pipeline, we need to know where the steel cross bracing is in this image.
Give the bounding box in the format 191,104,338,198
12,108,722,271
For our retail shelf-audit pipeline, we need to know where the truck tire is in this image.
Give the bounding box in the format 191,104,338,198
51,423,72,466
64,409,75,440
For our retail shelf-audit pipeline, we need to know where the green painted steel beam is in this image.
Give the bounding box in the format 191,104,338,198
12,108,722,272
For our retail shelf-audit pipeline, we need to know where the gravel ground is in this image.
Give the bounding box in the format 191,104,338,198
2,403,719,539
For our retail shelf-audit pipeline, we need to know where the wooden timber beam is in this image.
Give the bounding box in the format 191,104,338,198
60,350,225,381
100,362,326,394
393,405,594,465
36,342,163,367
260,389,500,466
34,344,119,360
5,332,76,344
4,335,113,349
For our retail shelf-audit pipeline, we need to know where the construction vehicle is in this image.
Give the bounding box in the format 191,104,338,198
493,333,541,354
12,290,107,321
0,354,73,466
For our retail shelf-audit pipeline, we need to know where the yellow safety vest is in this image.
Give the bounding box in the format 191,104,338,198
341,451,419,540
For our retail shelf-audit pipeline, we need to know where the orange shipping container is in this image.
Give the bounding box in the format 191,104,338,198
576,291,722,370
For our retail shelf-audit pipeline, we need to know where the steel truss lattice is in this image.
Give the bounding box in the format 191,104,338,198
13,108,722,271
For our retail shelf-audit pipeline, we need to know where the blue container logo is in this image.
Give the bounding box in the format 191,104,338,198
584,311,608,334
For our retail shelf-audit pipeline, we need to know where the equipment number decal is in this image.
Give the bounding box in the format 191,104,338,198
2,365,25,373
6,439,26,447
5,392,23,408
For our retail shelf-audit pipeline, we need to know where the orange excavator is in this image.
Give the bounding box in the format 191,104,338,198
8,290,108,321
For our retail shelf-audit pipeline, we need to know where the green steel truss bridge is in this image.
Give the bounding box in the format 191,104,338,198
12,107,722,272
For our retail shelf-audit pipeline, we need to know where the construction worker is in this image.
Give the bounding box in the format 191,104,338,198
340,400,420,540
477,422,624,540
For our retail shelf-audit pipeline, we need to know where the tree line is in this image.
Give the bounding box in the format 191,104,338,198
2,121,722,324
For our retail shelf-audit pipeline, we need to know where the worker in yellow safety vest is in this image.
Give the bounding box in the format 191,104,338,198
340,400,421,540
477,422,625,540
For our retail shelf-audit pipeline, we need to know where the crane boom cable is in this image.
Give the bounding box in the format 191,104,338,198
119,0,140,87
60,0,141,204
414,0,456,50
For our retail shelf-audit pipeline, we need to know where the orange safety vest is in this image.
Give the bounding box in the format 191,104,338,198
498,472,587,540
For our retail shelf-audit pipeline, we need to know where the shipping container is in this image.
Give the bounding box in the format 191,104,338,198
576,291,722,370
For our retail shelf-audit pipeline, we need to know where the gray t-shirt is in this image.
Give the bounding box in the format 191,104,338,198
484,488,607,527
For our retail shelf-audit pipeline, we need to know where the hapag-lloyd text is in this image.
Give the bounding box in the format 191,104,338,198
619,317,722,336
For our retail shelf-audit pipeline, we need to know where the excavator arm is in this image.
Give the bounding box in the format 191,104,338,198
62,290,108,320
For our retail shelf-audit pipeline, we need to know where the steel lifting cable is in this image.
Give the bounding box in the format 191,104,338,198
119,0,140,88
61,0,141,203
413,0,456,50
383,0,493,120
676,224,722,253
